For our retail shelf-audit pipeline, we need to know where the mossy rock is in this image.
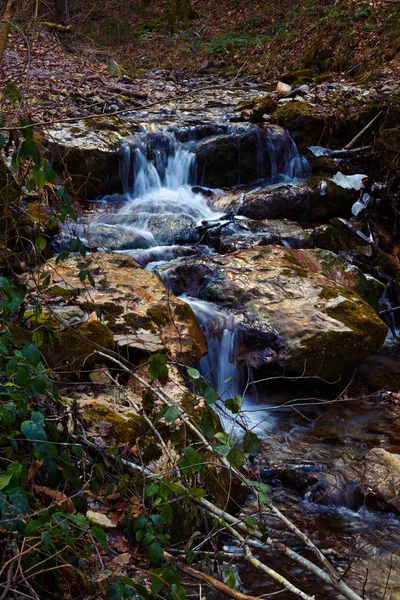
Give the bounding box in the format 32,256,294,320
235,94,278,118
288,292,387,377
281,69,312,85
313,218,371,254
26,200,60,234
314,73,334,84
41,319,114,371
378,252,400,279
44,283,79,301
82,400,148,443
272,101,325,148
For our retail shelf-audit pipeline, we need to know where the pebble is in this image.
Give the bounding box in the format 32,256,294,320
276,81,292,94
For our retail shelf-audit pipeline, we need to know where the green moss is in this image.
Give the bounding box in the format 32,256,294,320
84,116,127,133
281,69,312,85
147,304,169,327
281,267,307,277
319,287,339,300
45,284,77,301
83,402,148,443
290,296,387,377
282,252,304,267
123,312,140,330
379,252,400,279
42,320,114,371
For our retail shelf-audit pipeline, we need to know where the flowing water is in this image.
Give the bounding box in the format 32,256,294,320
70,122,400,598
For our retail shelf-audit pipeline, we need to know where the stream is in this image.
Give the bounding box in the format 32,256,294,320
68,122,400,599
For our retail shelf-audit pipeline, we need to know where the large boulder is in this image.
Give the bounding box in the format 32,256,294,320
193,124,303,188
47,118,130,198
211,178,356,224
361,448,400,513
36,251,207,365
158,246,387,378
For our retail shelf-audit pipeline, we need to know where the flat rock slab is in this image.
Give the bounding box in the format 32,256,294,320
38,251,207,365
114,330,165,354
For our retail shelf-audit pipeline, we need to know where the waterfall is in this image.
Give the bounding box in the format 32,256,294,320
182,296,249,399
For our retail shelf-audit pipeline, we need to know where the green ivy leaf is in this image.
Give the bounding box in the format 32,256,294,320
21,343,41,367
150,570,166,595
164,405,179,425
187,367,200,379
149,541,163,564
148,353,168,382
92,525,109,552
227,447,244,469
21,420,47,454
41,530,51,552
225,395,242,414
199,411,215,440
144,481,160,497
44,165,55,183
35,236,47,252
188,487,206,498
32,330,44,348
247,479,270,504
0,472,13,491
243,431,261,455
204,386,218,405
4,83,22,103
171,583,186,600
32,168,46,190
9,487,29,515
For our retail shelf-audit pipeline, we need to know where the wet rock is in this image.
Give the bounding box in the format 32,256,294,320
272,101,326,148
73,213,199,249
215,178,356,224
35,251,207,365
159,246,387,378
203,216,312,253
193,124,301,188
47,118,130,198
361,448,400,513
144,214,198,245
235,94,278,121
312,217,372,254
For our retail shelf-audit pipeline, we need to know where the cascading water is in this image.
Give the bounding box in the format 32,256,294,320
68,123,309,402
182,296,242,399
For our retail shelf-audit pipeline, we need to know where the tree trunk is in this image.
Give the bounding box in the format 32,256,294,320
169,0,198,23
53,0,67,24
0,0,18,63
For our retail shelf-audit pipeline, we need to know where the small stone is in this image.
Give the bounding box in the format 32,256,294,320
276,81,292,94
86,510,117,528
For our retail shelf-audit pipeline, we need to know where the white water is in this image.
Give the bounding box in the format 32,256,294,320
118,130,219,226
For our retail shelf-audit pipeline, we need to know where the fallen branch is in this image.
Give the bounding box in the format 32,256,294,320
105,82,148,100
223,527,315,600
39,22,73,33
343,112,382,150
164,551,264,600
379,305,400,316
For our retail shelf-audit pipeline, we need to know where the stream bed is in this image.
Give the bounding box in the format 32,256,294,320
62,118,400,599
